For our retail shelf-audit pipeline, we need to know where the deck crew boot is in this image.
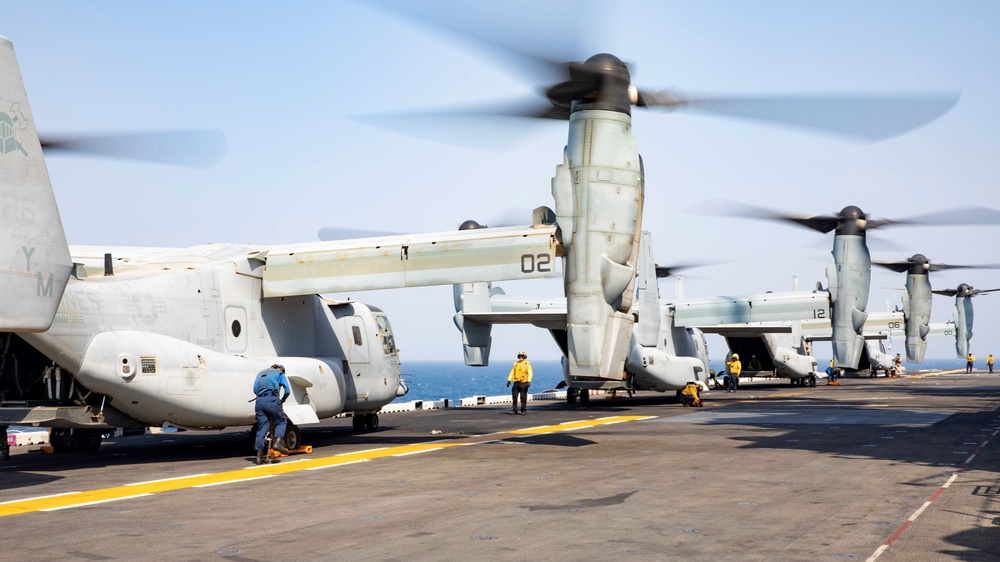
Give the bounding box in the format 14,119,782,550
255,450,265,465
273,437,290,455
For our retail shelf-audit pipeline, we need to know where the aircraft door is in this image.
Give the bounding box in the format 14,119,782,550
225,306,248,353
348,316,370,364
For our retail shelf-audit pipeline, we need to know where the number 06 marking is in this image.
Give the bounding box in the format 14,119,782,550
521,253,552,273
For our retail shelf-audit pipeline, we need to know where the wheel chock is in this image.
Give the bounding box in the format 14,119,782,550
268,445,313,458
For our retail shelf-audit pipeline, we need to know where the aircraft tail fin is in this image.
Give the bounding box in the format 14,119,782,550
634,231,660,347
452,281,494,366
0,36,72,331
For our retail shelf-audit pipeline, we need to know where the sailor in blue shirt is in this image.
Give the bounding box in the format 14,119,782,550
252,364,291,464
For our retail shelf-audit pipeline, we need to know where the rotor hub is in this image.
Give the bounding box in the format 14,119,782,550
908,253,930,274
835,205,867,236
545,53,633,116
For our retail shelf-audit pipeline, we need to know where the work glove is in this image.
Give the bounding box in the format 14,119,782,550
506,381,511,387
281,394,289,404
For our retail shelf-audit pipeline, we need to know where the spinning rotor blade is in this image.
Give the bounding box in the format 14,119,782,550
934,286,1000,297
882,206,1000,227
365,3,959,144
39,130,227,169
317,208,536,241
635,92,960,142
654,263,711,279
687,199,840,234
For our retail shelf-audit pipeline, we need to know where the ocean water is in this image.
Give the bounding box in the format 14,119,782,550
399,360,567,402
397,357,980,402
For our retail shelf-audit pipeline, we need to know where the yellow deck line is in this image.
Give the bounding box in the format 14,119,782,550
0,415,653,518
907,369,965,379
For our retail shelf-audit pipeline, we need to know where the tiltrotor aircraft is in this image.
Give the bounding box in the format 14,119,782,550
454,231,713,403
873,254,1000,363
0,36,563,454
933,283,1000,358
0,13,967,455
706,203,1000,368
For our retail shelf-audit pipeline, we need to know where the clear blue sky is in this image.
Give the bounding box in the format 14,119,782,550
5,1,1000,364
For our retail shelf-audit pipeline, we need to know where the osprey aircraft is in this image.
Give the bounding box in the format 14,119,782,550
0,13,968,455
0,36,563,454
702,203,1000,368
873,255,1000,362
932,283,1000,358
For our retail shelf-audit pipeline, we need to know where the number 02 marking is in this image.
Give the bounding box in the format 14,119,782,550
521,253,552,274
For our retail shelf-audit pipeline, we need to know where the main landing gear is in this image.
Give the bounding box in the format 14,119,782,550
50,428,104,453
352,412,380,432
789,375,817,388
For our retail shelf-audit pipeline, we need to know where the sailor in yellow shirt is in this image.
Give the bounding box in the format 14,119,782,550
967,353,976,373
507,350,533,415
725,353,742,392
987,354,994,374
680,382,703,407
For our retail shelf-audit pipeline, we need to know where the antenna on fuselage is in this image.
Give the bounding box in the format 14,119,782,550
104,253,114,277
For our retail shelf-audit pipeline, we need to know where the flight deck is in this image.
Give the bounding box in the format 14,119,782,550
2,370,999,561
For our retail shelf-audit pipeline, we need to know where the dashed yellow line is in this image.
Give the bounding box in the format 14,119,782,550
0,415,654,518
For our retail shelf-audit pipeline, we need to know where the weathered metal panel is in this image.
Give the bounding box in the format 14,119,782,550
261,226,558,297
673,291,828,327
0,36,73,330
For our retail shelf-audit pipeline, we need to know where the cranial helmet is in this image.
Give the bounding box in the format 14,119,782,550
732,354,739,359
518,351,527,358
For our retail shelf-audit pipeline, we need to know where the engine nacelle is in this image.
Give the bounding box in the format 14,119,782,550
626,345,705,392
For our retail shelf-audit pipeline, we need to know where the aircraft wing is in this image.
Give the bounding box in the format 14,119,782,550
695,323,794,336
800,311,902,341
672,291,829,327
463,311,567,330
261,225,559,297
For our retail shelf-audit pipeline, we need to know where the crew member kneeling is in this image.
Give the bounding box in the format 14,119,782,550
680,381,703,407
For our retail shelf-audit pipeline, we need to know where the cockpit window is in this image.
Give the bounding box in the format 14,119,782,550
375,314,396,354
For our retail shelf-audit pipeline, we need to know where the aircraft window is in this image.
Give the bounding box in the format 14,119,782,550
375,314,396,354
352,326,363,346
231,320,242,338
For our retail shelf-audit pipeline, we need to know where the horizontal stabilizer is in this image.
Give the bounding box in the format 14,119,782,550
463,311,567,328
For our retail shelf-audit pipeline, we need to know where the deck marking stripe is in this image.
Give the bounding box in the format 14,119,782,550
0,491,81,505
305,459,370,470
40,493,153,511
0,415,651,517
194,475,276,487
391,448,444,457
866,417,998,562
125,474,211,486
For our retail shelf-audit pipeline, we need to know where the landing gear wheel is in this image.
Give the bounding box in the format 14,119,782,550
566,387,579,405
50,428,103,453
352,415,365,431
74,429,103,453
579,390,591,406
50,428,72,454
284,423,301,451
809,375,817,388
364,413,379,431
